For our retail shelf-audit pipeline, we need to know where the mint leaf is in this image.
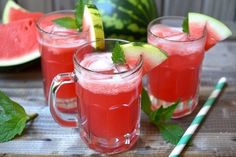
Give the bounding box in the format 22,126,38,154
52,0,93,30
141,88,152,116
141,87,184,145
53,17,77,29
150,101,179,123
0,91,38,142
182,16,189,33
112,42,126,64
159,123,184,145
150,101,184,145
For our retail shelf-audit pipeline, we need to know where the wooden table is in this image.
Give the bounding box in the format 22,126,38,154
0,41,236,157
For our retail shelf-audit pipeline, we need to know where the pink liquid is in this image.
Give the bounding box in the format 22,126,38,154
75,53,142,153
148,24,205,118
39,26,87,112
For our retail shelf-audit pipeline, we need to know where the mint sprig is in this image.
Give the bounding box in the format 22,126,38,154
53,17,77,29
0,91,38,142
141,88,184,145
112,42,126,64
53,0,91,30
182,16,189,33
159,123,184,145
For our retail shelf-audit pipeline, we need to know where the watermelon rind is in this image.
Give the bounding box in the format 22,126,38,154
83,4,105,49
0,50,40,67
2,0,26,24
95,0,158,41
121,42,168,74
188,12,232,40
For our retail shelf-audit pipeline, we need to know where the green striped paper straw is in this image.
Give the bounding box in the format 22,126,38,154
169,77,227,157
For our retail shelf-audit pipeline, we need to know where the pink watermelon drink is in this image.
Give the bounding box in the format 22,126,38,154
36,11,87,112
147,14,232,118
48,39,167,154
50,39,143,154
147,17,206,118
76,51,143,153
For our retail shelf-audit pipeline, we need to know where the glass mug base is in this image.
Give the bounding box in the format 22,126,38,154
149,94,198,118
79,125,140,154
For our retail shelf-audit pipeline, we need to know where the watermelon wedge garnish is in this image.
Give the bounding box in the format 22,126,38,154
0,0,43,67
119,42,168,74
188,12,232,50
82,4,105,49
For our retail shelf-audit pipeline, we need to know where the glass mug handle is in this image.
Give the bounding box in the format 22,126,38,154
48,72,78,128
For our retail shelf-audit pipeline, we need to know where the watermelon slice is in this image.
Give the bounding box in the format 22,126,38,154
0,0,43,67
120,42,168,74
82,4,105,49
188,12,232,50
0,19,40,67
2,0,25,23
3,0,43,23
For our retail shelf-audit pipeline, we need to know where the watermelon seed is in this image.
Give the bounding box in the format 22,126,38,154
24,26,28,31
28,21,33,26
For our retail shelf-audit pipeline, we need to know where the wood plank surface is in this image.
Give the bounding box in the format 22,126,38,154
0,41,236,156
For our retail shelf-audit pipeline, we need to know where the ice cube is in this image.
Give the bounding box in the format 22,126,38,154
114,63,131,73
165,33,188,41
43,25,64,34
89,59,113,72
151,24,182,38
112,74,122,82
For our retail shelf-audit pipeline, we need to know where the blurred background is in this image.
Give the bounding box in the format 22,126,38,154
0,0,235,40
0,0,235,21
